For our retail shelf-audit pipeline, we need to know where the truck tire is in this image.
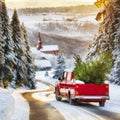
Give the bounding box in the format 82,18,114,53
99,102,105,107
69,97,74,105
55,89,62,101
68,93,74,105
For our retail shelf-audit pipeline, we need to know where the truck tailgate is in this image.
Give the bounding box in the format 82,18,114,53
75,84,109,96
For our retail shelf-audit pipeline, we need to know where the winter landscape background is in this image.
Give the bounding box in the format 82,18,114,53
1,0,120,120
14,5,99,57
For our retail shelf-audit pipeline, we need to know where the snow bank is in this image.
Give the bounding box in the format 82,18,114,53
0,89,14,120
108,84,120,105
11,91,29,120
0,88,29,120
36,82,49,90
98,84,120,113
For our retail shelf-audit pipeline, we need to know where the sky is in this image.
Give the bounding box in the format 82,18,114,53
5,0,96,8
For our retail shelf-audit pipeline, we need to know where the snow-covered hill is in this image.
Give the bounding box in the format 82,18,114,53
14,12,99,55
19,13,98,40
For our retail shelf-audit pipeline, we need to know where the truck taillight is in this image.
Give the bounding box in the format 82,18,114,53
106,85,108,88
76,91,78,95
76,85,78,88
106,92,109,95
106,85,109,95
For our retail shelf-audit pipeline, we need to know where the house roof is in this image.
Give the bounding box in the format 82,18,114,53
31,47,40,55
40,45,59,52
34,59,52,68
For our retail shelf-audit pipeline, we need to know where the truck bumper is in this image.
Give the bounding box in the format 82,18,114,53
75,96,110,101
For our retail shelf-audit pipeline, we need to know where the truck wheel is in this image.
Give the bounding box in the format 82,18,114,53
56,95,62,101
99,102,105,107
55,90,62,101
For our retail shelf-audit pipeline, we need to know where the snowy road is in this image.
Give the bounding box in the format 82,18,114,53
22,91,64,120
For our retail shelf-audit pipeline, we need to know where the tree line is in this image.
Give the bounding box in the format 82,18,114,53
18,5,97,15
0,1,35,89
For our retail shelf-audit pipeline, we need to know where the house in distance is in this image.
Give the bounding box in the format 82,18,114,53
37,32,59,55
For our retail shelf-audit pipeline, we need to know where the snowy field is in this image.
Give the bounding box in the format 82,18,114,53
18,12,99,56
17,12,98,42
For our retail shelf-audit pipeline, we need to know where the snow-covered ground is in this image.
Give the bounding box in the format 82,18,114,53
0,76,49,120
10,91,29,120
0,88,29,120
0,89,14,120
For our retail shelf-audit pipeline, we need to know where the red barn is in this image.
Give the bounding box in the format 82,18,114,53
37,32,59,55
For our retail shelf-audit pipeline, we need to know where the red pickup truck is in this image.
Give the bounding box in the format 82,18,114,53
55,71,109,106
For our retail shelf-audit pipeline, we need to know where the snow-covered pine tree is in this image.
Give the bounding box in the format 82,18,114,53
11,9,27,87
0,0,4,87
110,1,120,84
21,23,35,89
1,1,16,88
87,0,120,85
53,53,65,79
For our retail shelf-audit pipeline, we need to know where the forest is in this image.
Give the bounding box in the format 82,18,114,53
0,0,35,89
